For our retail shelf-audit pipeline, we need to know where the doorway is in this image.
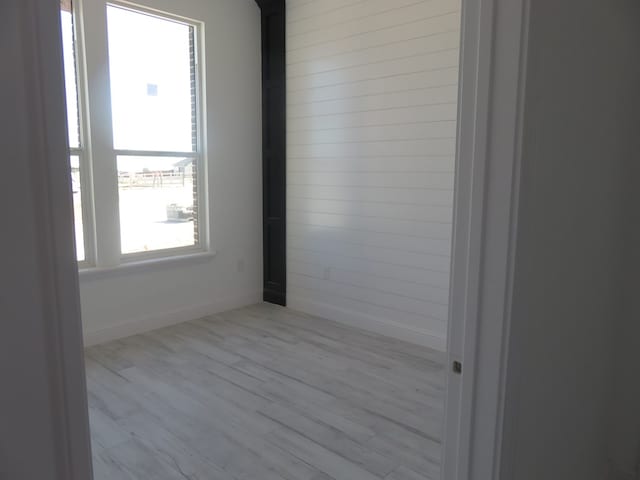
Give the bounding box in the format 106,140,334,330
0,0,532,477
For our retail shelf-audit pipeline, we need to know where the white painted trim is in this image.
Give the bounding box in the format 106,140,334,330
288,295,447,352
442,0,530,479
79,250,215,281
119,243,209,264
113,149,198,158
442,0,493,473
80,0,210,264
82,0,121,267
9,1,94,478
68,0,97,266
83,292,262,346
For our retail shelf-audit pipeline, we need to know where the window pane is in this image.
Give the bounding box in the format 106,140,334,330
118,156,198,254
60,6,80,149
107,6,197,152
70,156,85,261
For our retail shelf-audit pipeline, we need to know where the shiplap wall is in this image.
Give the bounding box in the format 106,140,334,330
286,0,461,350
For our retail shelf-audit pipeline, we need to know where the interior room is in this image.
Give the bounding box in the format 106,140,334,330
5,0,640,479
61,0,462,478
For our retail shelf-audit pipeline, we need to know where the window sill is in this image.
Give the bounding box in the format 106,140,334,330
79,250,216,281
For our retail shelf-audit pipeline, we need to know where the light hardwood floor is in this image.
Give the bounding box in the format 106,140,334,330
85,303,446,480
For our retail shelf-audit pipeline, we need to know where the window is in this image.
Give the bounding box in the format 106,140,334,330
60,0,206,267
107,5,200,255
60,1,88,262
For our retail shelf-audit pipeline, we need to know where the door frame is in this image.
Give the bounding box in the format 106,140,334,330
1,0,93,478
6,0,530,478
443,0,530,478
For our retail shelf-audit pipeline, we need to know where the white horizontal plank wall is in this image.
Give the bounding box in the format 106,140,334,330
286,0,461,351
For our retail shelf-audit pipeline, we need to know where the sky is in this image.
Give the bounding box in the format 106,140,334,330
61,6,195,173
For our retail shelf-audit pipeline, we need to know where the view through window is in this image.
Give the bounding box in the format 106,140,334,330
60,1,204,264
60,3,85,261
107,5,200,255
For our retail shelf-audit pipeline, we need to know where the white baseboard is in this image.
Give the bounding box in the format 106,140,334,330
288,295,447,352
83,291,263,347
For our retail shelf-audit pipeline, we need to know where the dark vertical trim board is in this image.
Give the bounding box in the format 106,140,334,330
256,0,286,305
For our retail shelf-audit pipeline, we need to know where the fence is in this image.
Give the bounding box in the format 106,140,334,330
118,171,192,188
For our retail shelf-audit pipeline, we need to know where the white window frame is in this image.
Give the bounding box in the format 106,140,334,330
64,0,96,268
67,0,209,272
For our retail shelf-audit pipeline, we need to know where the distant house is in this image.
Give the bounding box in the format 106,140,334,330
173,158,194,178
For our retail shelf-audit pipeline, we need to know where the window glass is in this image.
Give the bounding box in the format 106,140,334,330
107,6,196,153
117,156,198,254
70,155,85,261
60,7,80,149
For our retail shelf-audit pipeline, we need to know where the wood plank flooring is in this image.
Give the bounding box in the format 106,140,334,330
85,303,446,480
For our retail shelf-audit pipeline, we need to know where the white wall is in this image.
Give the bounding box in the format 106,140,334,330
501,1,639,479
285,0,461,351
80,0,263,345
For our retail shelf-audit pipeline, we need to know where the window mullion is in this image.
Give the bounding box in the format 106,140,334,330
81,0,121,268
